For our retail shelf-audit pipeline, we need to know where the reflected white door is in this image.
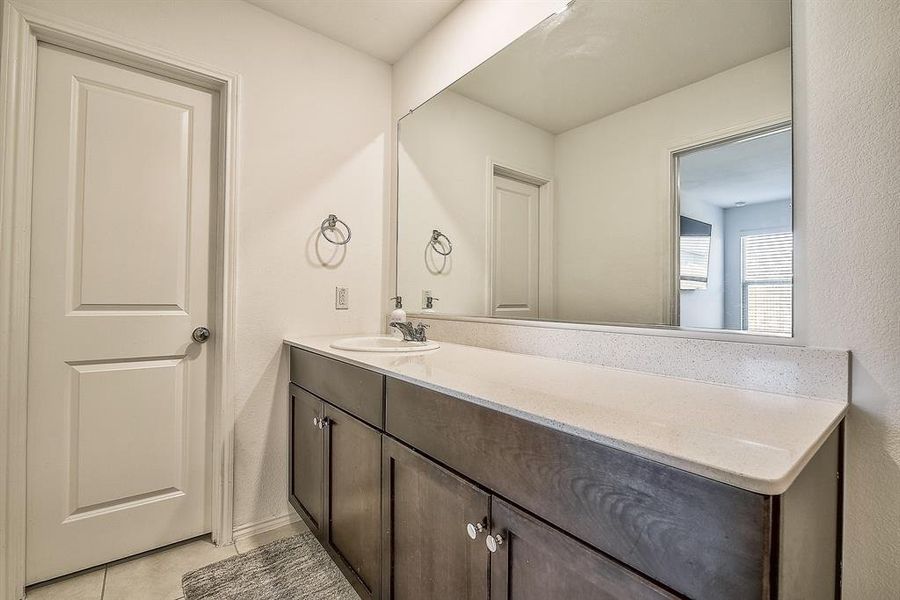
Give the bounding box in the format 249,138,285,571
491,175,540,318
26,44,217,584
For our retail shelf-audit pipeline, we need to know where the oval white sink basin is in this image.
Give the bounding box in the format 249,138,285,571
330,335,439,353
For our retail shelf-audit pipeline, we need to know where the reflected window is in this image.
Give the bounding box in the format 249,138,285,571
680,217,712,290
741,232,792,334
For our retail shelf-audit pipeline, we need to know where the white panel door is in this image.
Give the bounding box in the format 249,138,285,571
491,175,540,318
26,44,218,584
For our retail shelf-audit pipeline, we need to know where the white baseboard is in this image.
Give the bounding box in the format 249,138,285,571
232,512,301,541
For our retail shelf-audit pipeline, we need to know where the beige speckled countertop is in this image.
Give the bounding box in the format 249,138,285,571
284,334,848,495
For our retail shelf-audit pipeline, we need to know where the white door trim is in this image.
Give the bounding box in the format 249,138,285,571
0,3,240,597
483,158,555,320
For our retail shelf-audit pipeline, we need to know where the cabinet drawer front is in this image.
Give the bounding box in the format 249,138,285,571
490,498,678,600
385,378,772,600
290,347,384,427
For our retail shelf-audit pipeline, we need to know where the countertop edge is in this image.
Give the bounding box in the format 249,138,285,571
283,337,848,495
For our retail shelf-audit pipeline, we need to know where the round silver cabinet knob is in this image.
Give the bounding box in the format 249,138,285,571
486,533,504,553
466,522,485,540
313,417,329,430
313,417,320,428
192,326,211,343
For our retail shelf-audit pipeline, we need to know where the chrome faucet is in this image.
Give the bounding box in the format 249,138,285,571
390,321,430,342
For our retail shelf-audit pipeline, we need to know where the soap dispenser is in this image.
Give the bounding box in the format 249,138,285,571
389,296,406,326
423,294,439,313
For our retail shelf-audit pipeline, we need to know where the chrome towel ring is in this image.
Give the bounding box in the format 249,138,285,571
430,229,452,256
321,214,351,245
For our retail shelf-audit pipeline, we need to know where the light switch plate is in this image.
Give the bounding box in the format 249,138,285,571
421,289,432,309
335,286,349,310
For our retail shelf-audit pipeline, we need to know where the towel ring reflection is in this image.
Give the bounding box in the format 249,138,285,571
430,229,452,256
321,214,352,245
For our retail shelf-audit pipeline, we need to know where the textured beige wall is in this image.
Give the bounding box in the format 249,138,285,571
796,0,900,596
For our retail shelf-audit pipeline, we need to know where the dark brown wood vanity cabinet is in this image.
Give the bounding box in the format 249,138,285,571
289,347,840,600
384,378,776,600
324,403,382,597
289,384,325,535
380,436,490,600
489,498,678,600
289,349,384,599
379,435,675,600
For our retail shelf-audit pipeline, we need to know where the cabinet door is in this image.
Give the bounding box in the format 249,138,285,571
381,437,490,600
289,384,325,537
489,498,678,600
325,404,382,598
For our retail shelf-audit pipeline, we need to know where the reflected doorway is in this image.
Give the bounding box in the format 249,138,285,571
490,174,541,319
676,125,793,334
486,164,555,321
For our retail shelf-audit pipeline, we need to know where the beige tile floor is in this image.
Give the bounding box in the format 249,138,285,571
25,520,309,600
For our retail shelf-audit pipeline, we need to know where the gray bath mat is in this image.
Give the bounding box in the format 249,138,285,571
182,532,360,600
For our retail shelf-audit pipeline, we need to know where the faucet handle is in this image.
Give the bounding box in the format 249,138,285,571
413,322,430,342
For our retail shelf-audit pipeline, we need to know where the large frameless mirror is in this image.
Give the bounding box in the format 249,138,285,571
396,0,793,335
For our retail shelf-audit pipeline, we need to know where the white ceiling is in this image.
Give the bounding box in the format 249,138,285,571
450,0,791,134
245,0,462,63
679,128,792,208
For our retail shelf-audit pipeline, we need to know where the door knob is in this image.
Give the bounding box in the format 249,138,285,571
466,521,485,540
486,533,504,553
313,417,329,430
192,326,211,343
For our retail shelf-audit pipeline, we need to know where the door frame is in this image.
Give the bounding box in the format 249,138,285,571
668,118,792,329
483,158,555,320
0,3,241,597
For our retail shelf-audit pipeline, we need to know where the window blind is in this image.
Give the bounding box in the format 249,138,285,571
680,236,711,290
741,232,792,334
